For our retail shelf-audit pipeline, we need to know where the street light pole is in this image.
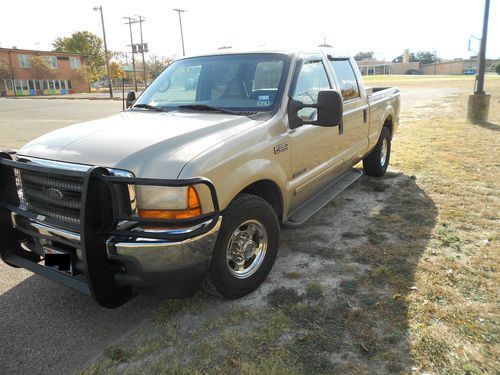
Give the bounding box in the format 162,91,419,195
173,9,186,56
123,17,138,92
93,5,113,98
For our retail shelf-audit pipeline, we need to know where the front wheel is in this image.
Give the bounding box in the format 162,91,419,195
208,194,280,299
363,127,391,177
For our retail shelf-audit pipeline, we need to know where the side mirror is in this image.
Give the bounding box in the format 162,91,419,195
126,91,136,109
288,90,343,129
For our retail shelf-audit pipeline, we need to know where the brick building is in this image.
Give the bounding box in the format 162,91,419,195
0,47,89,96
421,58,500,75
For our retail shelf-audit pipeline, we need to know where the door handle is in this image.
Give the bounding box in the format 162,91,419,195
363,109,368,123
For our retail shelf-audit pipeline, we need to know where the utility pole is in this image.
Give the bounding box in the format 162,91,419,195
467,0,491,123
123,16,138,92
135,15,148,86
173,9,186,56
94,5,113,98
475,0,490,95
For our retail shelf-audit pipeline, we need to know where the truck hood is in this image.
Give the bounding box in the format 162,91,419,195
18,110,261,178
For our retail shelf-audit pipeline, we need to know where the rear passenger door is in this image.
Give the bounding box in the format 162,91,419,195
329,58,369,164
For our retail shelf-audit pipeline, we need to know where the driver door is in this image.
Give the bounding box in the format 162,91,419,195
288,58,346,209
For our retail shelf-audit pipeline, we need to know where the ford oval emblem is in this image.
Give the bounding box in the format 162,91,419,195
47,187,64,200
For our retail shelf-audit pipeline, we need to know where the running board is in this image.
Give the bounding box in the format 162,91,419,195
284,168,363,227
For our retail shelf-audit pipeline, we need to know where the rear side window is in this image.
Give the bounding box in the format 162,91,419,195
330,59,360,101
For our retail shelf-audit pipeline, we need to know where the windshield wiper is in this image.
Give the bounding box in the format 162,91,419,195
176,104,255,115
132,103,164,112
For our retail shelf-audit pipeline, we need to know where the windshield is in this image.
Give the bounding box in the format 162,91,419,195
134,53,290,113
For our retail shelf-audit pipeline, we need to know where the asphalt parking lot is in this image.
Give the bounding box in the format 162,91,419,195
0,98,161,375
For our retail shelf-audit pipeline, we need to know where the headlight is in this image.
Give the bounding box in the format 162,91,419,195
136,185,201,220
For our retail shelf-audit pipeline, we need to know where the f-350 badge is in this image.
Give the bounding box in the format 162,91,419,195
273,143,288,154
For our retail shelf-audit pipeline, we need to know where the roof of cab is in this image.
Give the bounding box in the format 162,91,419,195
174,47,351,61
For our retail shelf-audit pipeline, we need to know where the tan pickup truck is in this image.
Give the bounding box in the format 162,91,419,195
0,49,399,307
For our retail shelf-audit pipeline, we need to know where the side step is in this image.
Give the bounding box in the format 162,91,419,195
284,168,363,227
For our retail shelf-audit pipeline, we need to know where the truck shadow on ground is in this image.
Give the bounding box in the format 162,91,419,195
267,171,438,373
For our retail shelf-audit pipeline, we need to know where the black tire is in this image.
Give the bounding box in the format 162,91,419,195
363,127,391,177
208,193,280,299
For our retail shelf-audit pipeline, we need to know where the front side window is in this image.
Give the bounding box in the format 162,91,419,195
292,60,331,121
135,53,290,113
330,59,360,101
18,54,31,68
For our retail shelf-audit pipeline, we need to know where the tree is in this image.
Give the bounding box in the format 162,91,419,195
52,31,105,83
0,58,10,80
29,56,56,80
492,64,500,75
110,62,125,81
71,67,88,84
392,51,438,65
147,54,174,81
354,51,374,61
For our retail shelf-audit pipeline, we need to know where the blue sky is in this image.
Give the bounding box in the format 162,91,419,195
1,0,498,61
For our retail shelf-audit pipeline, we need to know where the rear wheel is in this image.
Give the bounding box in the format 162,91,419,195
208,194,279,299
363,127,391,177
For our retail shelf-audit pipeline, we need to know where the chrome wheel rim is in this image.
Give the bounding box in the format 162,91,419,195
380,138,388,166
226,219,268,279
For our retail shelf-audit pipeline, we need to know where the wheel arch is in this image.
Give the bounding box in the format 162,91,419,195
236,179,284,221
383,115,394,138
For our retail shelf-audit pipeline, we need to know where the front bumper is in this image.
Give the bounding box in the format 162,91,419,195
0,152,221,307
107,216,222,287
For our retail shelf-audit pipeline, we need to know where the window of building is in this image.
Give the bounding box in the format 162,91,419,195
6,80,14,90
43,80,49,90
48,80,55,90
28,80,35,90
329,59,360,101
54,80,60,89
15,80,22,92
34,80,41,90
44,56,58,68
60,80,66,89
21,80,29,91
67,80,73,89
69,56,81,69
18,54,31,68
